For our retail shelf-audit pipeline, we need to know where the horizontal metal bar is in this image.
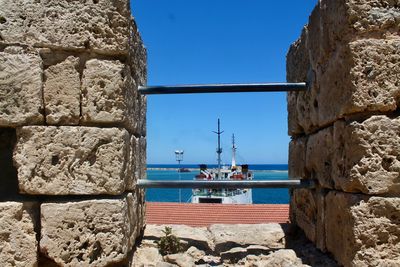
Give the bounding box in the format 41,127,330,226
138,82,307,95
137,179,315,189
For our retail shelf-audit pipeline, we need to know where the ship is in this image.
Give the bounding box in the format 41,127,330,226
191,119,253,204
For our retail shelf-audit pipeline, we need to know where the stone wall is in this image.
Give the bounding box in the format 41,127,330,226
0,0,146,266
287,1,400,266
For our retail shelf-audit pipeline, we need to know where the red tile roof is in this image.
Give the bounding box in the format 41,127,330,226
146,202,290,227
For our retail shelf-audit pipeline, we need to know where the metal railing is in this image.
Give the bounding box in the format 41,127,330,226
139,81,308,190
137,179,316,189
139,82,307,95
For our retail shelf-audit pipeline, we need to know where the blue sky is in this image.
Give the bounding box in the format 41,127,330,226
131,1,317,164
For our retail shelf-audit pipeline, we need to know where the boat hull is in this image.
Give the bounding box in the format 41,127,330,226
192,189,252,204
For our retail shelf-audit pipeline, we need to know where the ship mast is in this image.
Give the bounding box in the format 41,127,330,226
231,134,237,169
213,119,224,179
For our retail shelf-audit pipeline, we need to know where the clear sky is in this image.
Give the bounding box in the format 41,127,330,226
131,1,317,164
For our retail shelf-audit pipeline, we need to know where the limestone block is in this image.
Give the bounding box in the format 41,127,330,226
288,0,400,135
126,135,139,191
14,126,130,195
137,188,146,232
0,49,43,126
128,20,147,136
307,0,400,68
138,94,147,137
44,56,80,125
333,116,400,195
0,202,38,267
325,191,400,266
81,59,139,133
318,38,400,122
131,247,163,267
288,137,307,179
164,253,195,266
290,188,326,251
288,37,400,134
246,249,308,267
286,27,312,135
127,193,139,246
209,224,286,253
139,137,147,180
306,127,334,189
129,19,147,88
0,0,131,54
40,195,139,266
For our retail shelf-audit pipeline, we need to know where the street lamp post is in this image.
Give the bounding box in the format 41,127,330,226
174,150,184,203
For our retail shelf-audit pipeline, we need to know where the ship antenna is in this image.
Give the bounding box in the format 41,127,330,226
231,134,237,168
213,119,224,179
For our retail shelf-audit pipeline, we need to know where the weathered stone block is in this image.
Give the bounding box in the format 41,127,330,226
128,19,147,85
0,0,131,54
0,48,43,126
126,135,139,191
333,116,400,196
40,195,138,266
14,126,130,195
128,20,147,136
308,0,400,67
288,137,307,179
136,188,146,232
0,202,38,267
289,37,400,135
138,94,147,137
209,224,286,253
319,38,400,123
306,127,334,189
81,59,139,133
325,191,400,266
288,0,400,135
139,137,147,180
290,189,326,251
286,27,313,135
44,56,80,125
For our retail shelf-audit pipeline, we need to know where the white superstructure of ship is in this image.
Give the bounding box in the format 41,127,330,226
191,119,253,204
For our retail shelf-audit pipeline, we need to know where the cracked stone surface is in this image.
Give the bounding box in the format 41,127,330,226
14,126,130,195
44,56,80,125
0,202,38,267
0,48,44,127
81,59,138,134
0,0,131,54
40,194,139,267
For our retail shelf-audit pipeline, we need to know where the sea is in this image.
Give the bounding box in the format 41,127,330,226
146,164,289,204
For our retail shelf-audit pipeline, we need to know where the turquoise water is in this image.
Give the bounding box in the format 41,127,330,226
145,164,289,204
